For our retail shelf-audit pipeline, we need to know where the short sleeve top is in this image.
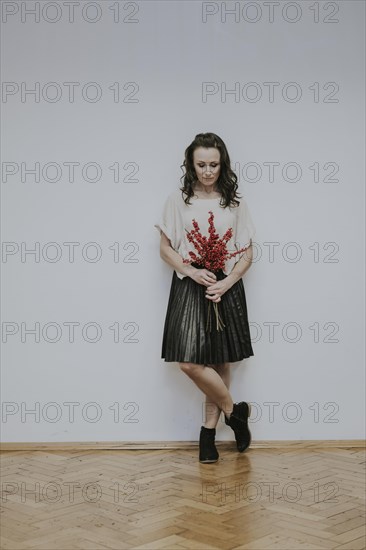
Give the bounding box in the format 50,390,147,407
154,189,256,280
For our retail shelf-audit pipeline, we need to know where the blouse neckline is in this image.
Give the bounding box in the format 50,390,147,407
193,196,222,201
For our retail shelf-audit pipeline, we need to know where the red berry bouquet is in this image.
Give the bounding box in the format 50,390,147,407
183,211,249,332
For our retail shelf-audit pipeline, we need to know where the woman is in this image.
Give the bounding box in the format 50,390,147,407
154,132,256,464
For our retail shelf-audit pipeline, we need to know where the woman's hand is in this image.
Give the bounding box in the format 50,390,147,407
189,267,217,287
205,279,231,303
188,267,231,302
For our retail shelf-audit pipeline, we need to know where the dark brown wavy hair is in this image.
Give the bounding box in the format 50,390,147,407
179,132,242,208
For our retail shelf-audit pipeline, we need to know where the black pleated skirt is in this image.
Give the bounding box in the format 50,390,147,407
161,263,254,364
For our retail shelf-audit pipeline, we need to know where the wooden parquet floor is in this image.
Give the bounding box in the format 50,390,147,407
1,445,365,550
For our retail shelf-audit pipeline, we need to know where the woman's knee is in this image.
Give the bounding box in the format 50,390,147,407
179,362,201,377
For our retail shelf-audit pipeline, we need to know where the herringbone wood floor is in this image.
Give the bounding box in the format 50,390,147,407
1,444,365,550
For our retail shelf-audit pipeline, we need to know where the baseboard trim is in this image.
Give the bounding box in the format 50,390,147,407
1,440,365,451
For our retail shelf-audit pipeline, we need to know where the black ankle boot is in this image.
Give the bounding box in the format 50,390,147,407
224,402,252,452
199,426,219,463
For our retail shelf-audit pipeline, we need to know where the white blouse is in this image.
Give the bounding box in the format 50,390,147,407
154,189,256,280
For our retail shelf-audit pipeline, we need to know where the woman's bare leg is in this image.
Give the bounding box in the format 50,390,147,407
204,363,231,428
179,362,234,423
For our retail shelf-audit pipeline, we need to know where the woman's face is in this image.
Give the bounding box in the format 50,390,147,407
193,147,221,189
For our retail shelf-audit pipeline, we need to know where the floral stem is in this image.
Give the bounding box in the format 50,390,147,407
214,302,226,331
205,301,225,332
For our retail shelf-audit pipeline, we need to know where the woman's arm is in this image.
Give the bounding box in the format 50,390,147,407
159,232,218,287
159,232,197,277
224,242,253,289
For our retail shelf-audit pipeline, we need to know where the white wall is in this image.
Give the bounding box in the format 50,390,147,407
2,0,364,442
